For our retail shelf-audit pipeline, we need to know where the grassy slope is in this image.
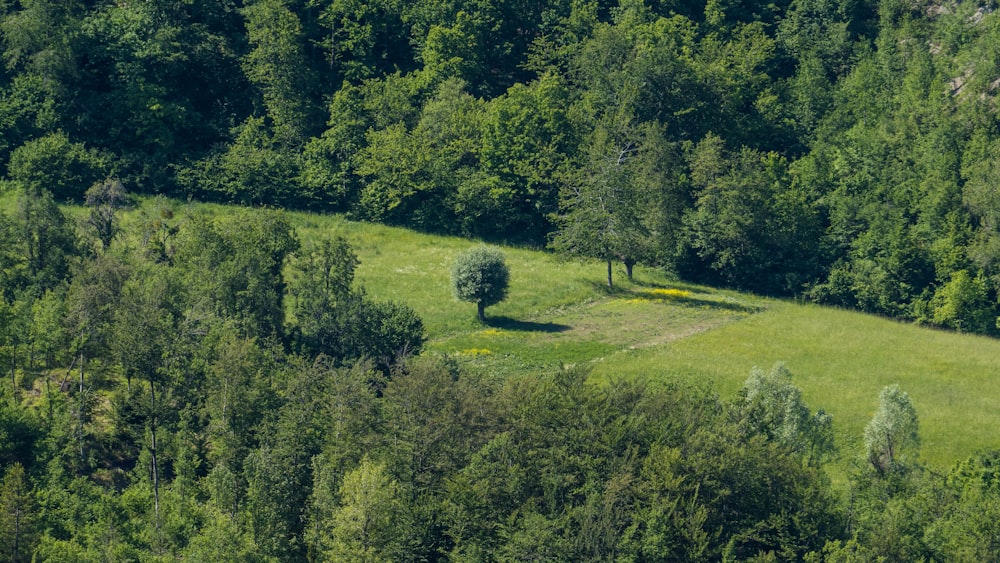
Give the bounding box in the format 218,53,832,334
63,199,1000,471
287,208,1000,470
597,301,1000,470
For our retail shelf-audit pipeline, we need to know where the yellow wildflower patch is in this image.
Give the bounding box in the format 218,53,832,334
645,288,692,299
478,328,507,337
460,348,492,356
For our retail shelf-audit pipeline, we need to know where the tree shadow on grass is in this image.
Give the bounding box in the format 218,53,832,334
666,293,762,314
630,278,701,291
632,292,764,314
581,278,760,314
628,286,763,314
583,279,633,296
485,316,572,333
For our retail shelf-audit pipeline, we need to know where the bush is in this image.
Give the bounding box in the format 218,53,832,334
341,293,425,371
7,133,107,200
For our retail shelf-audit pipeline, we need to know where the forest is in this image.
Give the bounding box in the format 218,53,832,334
3,0,1000,560
3,0,1000,328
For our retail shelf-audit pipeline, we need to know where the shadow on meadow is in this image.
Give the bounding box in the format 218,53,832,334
628,287,762,314
485,316,572,333
583,279,634,296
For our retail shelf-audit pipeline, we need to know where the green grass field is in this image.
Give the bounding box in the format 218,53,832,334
69,199,1000,472
595,301,1000,471
275,207,1000,471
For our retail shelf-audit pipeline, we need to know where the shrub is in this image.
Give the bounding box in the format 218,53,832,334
8,133,106,200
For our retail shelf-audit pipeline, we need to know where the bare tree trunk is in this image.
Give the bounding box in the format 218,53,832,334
9,346,15,396
477,301,486,323
45,375,52,424
607,260,613,289
78,353,85,465
60,354,77,392
624,259,635,281
12,502,20,563
150,378,161,539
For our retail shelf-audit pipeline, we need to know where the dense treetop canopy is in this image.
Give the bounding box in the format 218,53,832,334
2,0,998,330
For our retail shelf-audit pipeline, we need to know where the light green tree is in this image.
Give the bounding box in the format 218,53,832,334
864,384,920,476
929,269,993,334
736,362,835,464
182,504,264,563
451,245,510,322
326,456,407,563
7,133,106,202
84,177,127,252
241,0,319,145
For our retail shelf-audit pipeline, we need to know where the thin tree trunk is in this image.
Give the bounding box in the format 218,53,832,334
45,375,52,425
12,503,19,563
78,353,85,465
624,259,635,281
150,378,160,539
607,260,613,289
60,354,77,392
477,301,486,323
9,347,15,396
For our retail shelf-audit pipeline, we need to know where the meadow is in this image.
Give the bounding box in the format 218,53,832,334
85,198,1000,473
274,205,1000,473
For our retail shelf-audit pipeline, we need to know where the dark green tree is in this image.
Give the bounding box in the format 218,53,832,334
178,117,302,206
381,356,497,558
355,78,481,233
309,0,412,83
680,135,823,295
289,237,423,371
242,0,321,146
15,187,77,293
0,463,37,563
550,116,658,288
472,73,574,242
175,209,299,339
76,0,248,188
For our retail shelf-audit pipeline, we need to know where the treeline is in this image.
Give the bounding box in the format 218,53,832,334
4,0,1000,331
0,196,997,561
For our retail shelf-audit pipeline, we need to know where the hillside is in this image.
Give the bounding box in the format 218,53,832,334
9,0,1000,557
291,205,1000,470
1,195,999,559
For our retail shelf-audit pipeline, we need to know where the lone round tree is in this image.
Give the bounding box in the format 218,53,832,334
452,245,510,322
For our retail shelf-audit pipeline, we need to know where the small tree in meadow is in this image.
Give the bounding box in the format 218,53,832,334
452,245,509,322
864,384,920,477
